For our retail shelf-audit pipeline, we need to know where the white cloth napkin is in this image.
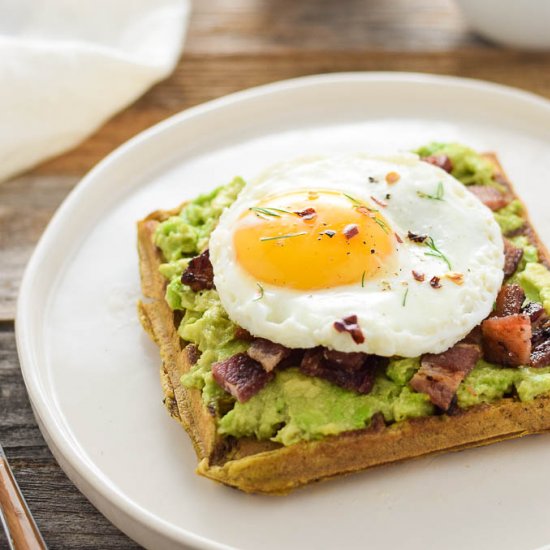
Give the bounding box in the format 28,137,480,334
0,0,190,182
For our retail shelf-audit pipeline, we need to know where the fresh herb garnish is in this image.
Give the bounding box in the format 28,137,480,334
402,287,409,307
417,181,444,201
253,283,264,301
373,217,390,234
424,236,452,270
249,206,293,217
260,231,307,242
342,192,361,205
361,271,366,288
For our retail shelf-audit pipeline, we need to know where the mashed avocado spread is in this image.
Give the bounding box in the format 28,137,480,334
154,144,550,446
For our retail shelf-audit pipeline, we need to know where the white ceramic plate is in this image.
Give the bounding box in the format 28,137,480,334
17,73,550,550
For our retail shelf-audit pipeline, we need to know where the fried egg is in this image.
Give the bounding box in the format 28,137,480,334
209,153,504,357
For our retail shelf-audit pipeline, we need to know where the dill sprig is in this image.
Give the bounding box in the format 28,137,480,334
249,206,293,217
424,236,452,270
260,232,307,242
343,192,361,205
417,182,444,201
402,287,409,307
253,282,264,301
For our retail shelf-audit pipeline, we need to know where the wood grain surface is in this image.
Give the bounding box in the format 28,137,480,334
1,0,550,547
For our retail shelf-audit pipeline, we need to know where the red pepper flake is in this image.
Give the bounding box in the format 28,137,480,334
356,205,375,218
430,276,442,289
407,230,427,243
395,232,403,244
333,315,365,344
343,224,359,239
412,270,425,282
295,207,317,220
386,171,400,184
445,271,464,285
370,195,387,208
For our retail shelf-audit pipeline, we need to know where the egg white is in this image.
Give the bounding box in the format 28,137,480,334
209,153,504,357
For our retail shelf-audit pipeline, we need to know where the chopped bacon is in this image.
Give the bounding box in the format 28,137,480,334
461,326,483,346
481,314,532,366
503,239,524,277
495,284,525,317
430,276,442,289
410,343,481,410
295,207,317,220
530,311,550,348
212,353,273,402
395,232,403,244
247,338,291,372
333,315,365,344
523,301,545,324
370,195,387,207
181,250,214,292
234,326,254,341
343,224,359,239
300,348,381,394
412,270,425,282
185,344,200,365
531,340,550,368
407,231,427,243
421,155,453,173
467,185,510,211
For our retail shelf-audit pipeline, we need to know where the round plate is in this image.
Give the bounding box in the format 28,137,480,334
17,73,550,550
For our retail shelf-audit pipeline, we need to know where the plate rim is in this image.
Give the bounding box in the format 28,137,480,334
15,71,550,549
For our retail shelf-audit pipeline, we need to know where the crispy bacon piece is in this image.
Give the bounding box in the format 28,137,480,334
530,308,550,349
333,315,365,344
467,185,510,211
410,343,481,410
234,326,254,341
185,343,200,365
300,348,381,394
532,340,550,368
495,284,525,317
430,276,442,289
523,301,545,324
247,338,291,372
421,154,453,173
295,207,317,220
407,231,427,243
503,239,524,277
212,353,273,402
181,249,214,292
395,232,403,244
343,224,359,239
481,314,532,366
412,270,425,282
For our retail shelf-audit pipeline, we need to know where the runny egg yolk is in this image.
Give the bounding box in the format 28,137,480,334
233,190,397,290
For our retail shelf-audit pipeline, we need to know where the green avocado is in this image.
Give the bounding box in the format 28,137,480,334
517,262,550,314
153,144,550,446
218,369,434,446
415,142,496,186
494,199,525,235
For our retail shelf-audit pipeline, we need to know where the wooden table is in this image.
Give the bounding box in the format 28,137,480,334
1,1,550,547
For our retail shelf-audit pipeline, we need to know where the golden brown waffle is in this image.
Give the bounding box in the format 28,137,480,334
137,154,550,495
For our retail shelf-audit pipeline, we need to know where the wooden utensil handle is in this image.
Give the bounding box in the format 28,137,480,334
0,457,46,550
